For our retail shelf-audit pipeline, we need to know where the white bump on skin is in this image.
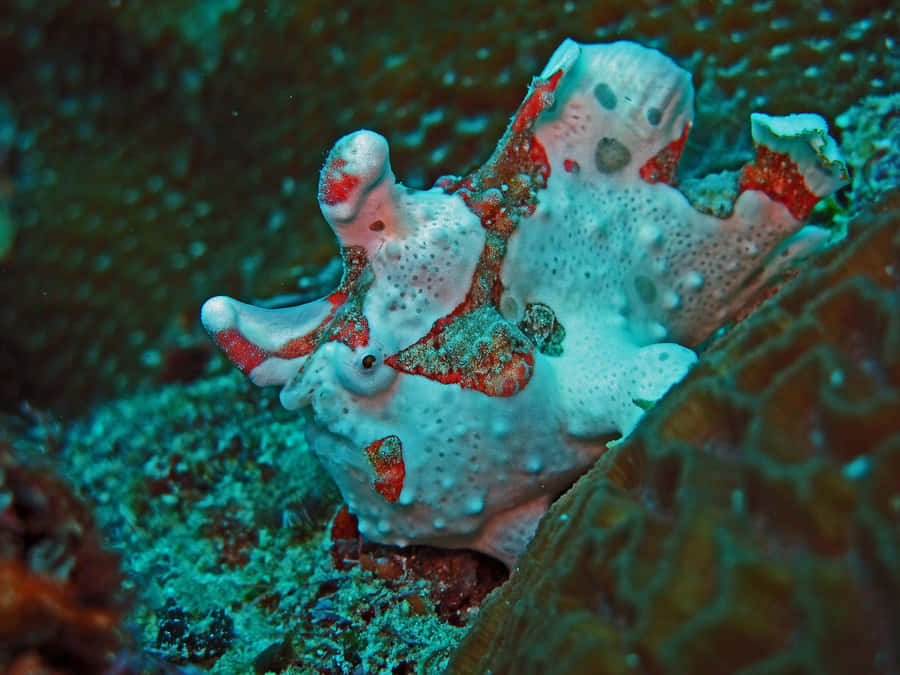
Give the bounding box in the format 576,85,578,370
682,270,704,290
636,224,662,246
524,456,543,473
465,495,485,515
661,289,681,309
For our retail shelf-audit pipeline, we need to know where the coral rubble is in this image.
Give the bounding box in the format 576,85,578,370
5,372,480,673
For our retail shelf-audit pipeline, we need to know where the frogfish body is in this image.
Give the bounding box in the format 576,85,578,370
201,40,848,565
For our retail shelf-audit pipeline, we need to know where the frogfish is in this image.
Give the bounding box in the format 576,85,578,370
201,40,848,565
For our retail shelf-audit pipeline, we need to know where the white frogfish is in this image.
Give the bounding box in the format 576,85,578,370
202,40,848,565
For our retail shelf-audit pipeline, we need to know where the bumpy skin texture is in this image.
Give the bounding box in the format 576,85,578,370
202,40,847,565
447,198,900,674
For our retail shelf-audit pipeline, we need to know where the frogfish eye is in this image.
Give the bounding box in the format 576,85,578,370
333,339,397,396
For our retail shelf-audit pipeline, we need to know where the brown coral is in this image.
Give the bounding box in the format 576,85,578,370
1,0,898,413
0,443,127,674
448,193,900,674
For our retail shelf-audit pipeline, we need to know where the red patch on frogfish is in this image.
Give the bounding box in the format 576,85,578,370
212,328,268,375
400,71,554,394
329,506,360,570
272,290,347,359
364,436,405,503
640,122,690,185
563,158,580,173
511,69,563,133
740,144,820,220
272,333,318,360
211,246,372,375
385,304,535,397
320,157,360,206
527,136,551,189
445,131,551,235
438,69,558,234
215,310,335,374
329,314,370,349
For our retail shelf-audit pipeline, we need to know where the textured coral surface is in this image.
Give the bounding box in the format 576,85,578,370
448,194,900,674
1,0,898,413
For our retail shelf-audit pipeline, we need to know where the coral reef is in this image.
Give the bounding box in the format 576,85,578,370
1,2,899,672
447,191,900,674
1,0,898,414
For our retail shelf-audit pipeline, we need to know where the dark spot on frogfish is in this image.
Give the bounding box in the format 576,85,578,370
596,137,631,174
